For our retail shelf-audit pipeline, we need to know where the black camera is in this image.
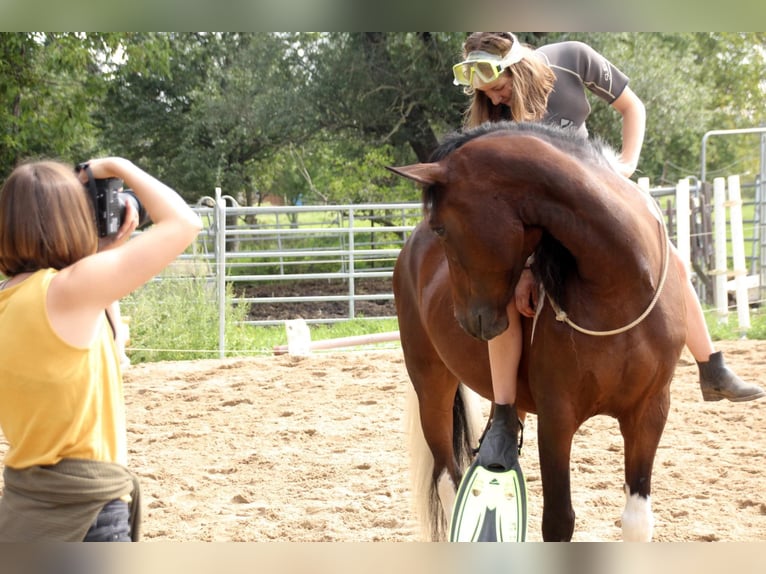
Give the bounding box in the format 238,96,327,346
75,162,149,237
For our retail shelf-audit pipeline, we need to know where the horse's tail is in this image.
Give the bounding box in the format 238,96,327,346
406,383,485,541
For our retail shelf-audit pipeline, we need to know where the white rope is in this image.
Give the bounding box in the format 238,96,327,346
532,198,670,339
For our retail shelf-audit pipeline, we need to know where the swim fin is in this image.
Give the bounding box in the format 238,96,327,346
449,457,527,542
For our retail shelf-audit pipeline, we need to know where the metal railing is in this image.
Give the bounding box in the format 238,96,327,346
151,177,764,356
173,191,423,355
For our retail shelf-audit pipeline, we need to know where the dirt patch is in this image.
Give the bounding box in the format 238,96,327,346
3,340,765,542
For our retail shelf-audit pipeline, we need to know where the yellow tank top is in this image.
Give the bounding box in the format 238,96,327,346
0,269,127,468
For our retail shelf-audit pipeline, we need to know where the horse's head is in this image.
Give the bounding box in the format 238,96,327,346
388,148,541,341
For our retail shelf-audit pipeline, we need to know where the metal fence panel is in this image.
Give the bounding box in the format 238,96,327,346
146,180,762,356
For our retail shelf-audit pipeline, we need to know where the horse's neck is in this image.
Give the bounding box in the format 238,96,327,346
523,175,657,291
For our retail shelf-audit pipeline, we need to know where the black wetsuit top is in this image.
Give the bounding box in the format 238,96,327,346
536,41,630,135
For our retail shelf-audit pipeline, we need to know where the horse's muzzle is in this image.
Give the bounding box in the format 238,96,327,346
456,305,509,341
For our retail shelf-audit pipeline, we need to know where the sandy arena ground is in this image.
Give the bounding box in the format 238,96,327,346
1,339,765,542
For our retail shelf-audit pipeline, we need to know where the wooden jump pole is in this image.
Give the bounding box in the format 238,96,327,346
273,321,400,356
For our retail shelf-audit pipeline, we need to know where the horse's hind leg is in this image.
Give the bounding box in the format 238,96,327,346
618,389,670,542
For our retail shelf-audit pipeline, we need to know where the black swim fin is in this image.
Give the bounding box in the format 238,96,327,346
449,457,527,542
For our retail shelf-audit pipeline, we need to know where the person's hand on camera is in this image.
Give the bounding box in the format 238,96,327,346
77,157,125,182
97,199,137,252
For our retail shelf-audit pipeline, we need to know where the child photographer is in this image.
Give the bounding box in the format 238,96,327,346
0,157,202,541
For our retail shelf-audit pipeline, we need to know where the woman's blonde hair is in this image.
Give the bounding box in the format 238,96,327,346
461,32,556,128
0,160,98,276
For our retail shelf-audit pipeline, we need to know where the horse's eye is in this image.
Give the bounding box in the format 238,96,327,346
431,225,445,237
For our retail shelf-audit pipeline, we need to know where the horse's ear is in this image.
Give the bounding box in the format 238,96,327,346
387,163,446,186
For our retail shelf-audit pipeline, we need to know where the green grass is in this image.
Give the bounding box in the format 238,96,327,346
120,274,400,363
121,276,250,363
705,304,766,340
119,265,766,366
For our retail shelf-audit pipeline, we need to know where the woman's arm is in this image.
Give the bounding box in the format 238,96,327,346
610,86,646,178
48,158,202,348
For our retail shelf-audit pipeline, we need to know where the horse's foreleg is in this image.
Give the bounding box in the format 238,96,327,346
618,389,670,542
537,411,577,541
621,484,653,542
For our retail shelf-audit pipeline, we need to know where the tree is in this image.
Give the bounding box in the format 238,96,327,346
690,32,766,182
304,32,466,163
542,33,766,184
250,32,766,203
252,32,468,205
0,33,122,177
98,33,311,204
10,33,762,205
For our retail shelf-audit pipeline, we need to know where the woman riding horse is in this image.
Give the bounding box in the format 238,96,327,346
391,120,688,540
451,32,764,474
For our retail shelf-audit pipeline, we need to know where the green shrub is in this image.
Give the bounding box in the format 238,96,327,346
705,305,766,341
121,276,254,363
120,274,400,363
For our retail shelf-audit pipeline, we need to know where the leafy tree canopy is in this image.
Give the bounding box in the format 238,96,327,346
2,32,765,203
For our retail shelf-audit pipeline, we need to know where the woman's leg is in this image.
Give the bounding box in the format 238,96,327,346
676,252,765,402
487,301,523,405
476,301,523,470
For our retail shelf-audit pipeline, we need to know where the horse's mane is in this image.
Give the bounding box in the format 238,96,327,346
428,121,615,169
427,121,611,305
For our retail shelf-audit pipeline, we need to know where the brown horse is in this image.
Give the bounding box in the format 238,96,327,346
390,121,687,542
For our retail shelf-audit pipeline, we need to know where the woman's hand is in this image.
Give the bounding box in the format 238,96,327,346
514,268,538,318
615,156,637,178
611,87,645,180
514,269,539,317
76,157,130,183
97,199,138,252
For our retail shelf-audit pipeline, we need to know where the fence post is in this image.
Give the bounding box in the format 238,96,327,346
215,187,226,358
727,175,751,333
348,206,356,319
761,175,766,305
712,178,729,324
761,133,766,304
675,178,691,274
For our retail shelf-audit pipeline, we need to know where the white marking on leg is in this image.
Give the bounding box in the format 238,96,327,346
621,483,654,542
436,469,457,524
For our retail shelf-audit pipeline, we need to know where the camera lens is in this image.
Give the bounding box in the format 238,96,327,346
117,190,149,230
118,192,139,224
